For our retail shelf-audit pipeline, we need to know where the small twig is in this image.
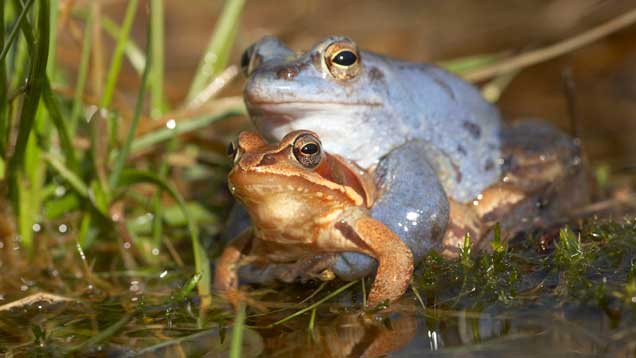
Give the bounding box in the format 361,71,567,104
410,285,426,310
481,69,520,103
163,237,185,267
464,8,636,82
561,67,581,140
572,195,636,218
185,65,240,110
0,292,74,312
110,202,139,271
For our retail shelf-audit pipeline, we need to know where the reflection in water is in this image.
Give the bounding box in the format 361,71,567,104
255,303,633,357
263,310,417,357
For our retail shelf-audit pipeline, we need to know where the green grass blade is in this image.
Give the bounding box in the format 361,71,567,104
175,272,202,301
126,108,243,156
100,0,138,109
151,137,176,247
43,153,109,217
42,153,89,199
46,0,58,78
0,0,35,63
8,0,50,255
150,0,165,118
42,81,78,170
71,8,145,74
100,15,145,74
109,23,152,189
268,280,359,327
0,0,8,154
230,302,246,358
15,172,33,252
186,0,245,102
69,9,94,134
22,128,45,255
118,169,211,304
67,313,132,353
149,0,168,246
9,0,78,171
7,0,49,181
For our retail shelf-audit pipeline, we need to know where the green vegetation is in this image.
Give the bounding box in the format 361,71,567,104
0,0,245,317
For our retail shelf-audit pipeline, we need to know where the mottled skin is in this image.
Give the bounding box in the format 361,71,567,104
215,130,414,306
224,35,589,284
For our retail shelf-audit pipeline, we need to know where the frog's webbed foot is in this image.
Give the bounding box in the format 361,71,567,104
333,140,449,280
214,228,257,310
336,216,414,307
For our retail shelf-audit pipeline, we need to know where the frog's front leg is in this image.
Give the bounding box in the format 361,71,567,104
214,228,253,293
332,140,450,280
336,216,414,306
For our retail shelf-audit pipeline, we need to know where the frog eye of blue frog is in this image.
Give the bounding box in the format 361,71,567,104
324,41,361,80
292,134,322,168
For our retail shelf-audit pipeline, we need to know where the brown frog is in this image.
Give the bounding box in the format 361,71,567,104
214,130,414,307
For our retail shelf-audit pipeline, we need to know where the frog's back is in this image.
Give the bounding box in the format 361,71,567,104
370,53,503,202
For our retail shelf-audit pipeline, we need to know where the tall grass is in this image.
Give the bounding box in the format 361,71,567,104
1,0,245,310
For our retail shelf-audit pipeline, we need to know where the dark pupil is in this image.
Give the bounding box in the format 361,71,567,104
301,143,319,155
227,142,236,156
333,51,357,66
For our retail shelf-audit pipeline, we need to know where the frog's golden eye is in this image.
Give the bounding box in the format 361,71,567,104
292,133,322,168
324,41,361,80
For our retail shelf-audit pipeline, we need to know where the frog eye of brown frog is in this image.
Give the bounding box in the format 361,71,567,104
292,133,322,168
324,40,361,80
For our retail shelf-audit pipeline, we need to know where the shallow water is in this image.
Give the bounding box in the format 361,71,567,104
3,220,636,356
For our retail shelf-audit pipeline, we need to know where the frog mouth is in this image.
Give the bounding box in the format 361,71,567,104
246,99,382,130
246,99,382,108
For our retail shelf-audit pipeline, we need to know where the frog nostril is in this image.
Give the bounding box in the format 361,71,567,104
276,66,299,81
